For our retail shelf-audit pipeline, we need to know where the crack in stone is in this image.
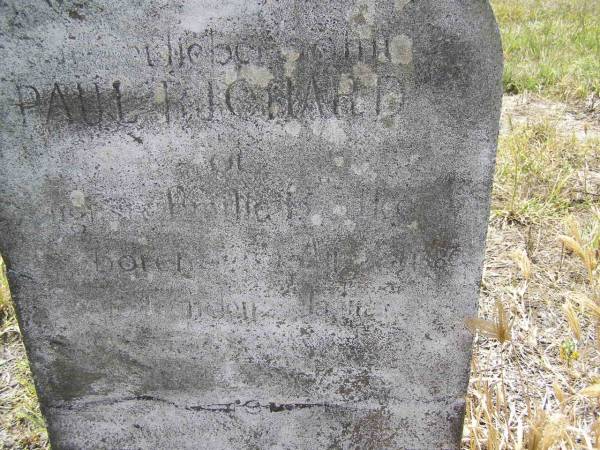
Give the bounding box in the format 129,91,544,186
267,402,332,412
48,394,461,414
48,396,360,413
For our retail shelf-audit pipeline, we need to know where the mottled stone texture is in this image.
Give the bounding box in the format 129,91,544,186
0,0,502,448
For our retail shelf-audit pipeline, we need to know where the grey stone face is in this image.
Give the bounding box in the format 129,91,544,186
0,0,502,448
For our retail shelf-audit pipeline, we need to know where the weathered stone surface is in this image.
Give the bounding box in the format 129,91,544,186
0,0,502,448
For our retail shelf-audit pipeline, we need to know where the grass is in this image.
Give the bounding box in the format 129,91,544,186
1,0,600,448
464,205,600,448
493,120,599,221
0,256,48,449
491,0,600,103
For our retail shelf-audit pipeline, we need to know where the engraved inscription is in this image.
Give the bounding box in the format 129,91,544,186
7,28,412,130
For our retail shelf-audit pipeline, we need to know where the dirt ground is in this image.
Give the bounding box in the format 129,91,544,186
501,94,600,141
465,95,600,449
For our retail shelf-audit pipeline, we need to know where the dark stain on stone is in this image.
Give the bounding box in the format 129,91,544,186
350,409,398,450
448,399,467,444
127,132,143,144
47,355,102,401
68,8,86,21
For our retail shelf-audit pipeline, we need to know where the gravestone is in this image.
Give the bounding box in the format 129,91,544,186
0,0,502,448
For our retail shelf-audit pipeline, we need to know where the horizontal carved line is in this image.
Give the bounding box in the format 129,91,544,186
47,394,461,413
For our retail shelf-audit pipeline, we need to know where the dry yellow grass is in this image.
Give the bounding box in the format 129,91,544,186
463,95,599,449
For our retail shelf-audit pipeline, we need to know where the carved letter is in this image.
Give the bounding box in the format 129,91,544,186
77,82,103,126
376,76,404,117
47,83,73,124
15,85,41,125
225,80,263,118
112,81,138,123
94,251,113,272
118,255,137,272
300,76,326,117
